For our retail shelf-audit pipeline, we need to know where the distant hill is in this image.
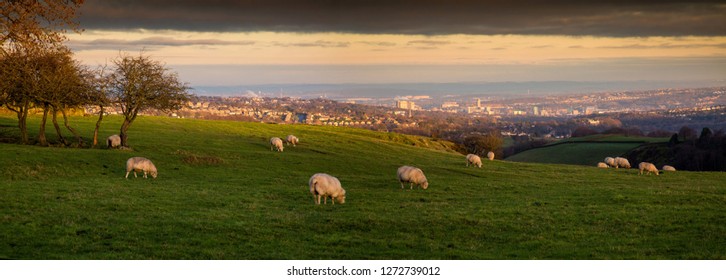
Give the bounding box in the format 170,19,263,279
0,115,724,259
192,80,726,98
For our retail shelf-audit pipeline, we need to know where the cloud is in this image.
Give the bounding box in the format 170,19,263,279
358,41,397,47
407,40,451,46
77,0,726,36
272,40,350,48
68,36,255,51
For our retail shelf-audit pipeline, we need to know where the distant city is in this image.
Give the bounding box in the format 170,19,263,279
86,86,726,140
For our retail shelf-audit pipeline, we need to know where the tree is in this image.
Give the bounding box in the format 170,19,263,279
0,51,34,144
87,65,111,148
571,126,598,137
678,126,697,142
108,53,192,147
31,48,84,146
463,134,503,157
1,0,84,144
1,0,84,53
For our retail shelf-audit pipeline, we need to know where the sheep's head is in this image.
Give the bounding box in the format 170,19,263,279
336,194,346,204
421,181,429,190
150,170,158,179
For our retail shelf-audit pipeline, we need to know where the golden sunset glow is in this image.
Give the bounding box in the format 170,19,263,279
67,31,726,66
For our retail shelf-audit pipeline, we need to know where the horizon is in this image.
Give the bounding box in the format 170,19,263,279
67,1,726,91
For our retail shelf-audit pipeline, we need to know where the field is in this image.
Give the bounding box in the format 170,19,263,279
506,135,669,166
1,113,725,259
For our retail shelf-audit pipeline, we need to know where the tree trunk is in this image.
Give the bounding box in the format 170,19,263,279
51,106,67,146
10,100,31,144
61,107,83,147
38,105,49,146
120,118,133,147
14,105,29,144
92,106,104,148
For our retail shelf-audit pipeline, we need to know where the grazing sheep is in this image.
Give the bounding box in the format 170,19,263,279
125,157,157,179
286,134,299,146
662,165,676,172
614,157,631,169
107,134,121,148
604,157,617,168
639,162,659,175
270,137,284,152
597,162,609,168
466,154,482,168
487,151,495,161
309,173,346,205
397,165,429,190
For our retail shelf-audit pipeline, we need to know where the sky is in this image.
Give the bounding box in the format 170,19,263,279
66,0,726,88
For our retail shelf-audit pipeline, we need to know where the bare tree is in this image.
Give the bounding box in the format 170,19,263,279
1,0,84,144
1,0,84,54
108,53,192,147
87,65,111,148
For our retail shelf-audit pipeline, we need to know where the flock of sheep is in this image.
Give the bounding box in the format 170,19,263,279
598,156,676,175
108,131,674,206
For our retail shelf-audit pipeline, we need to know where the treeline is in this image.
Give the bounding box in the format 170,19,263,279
626,127,726,171
1,1,191,148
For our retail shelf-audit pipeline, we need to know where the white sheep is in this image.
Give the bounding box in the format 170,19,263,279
107,134,121,148
309,173,346,205
487,151,495,161
597,162,609,168
125,157,157,179
270,137,284,152
397,165,429,190
614,157,631,169
604,157,616,168
662,165,676,172
466,154,482,168
639,162,659,175
286,134,299,146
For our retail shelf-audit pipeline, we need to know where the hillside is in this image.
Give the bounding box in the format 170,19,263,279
505,135,668,166
1,114,725,259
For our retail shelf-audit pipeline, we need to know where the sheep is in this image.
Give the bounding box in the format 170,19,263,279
487,151,495,161
614,157,631,169
662,165,676,172
125,157,157,179
397,165,429,190
639,162,659,175
309,173,346,205
270,137,284,152
466,154,482,168
286,134,299,146
597,162,609,168
107,134,121,148
604,157,617,168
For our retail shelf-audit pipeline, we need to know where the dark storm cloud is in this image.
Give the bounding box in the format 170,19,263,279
77,0,726,36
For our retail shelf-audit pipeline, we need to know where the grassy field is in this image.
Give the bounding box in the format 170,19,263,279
1,113,725,259
505,135,669,166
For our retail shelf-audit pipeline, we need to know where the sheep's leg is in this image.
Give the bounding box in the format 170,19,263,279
134,171,138,178
324,196,328,204
125,171,130,179
143,171,147,178
400,182,404,189
332,197,335,205
316,195,321,205
410,183,413,190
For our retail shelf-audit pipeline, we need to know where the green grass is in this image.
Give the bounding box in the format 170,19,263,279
1,113,725,259
505,142,645,166
506,134,669,166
